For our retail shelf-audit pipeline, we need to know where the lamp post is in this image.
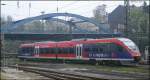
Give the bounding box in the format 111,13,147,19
1,3,6,67
124,0,130,37
41,11,45,32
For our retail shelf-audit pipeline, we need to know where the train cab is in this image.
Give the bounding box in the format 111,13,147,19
118,38,141,62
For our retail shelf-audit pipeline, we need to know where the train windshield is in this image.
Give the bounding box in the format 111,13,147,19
18,47,34,56
118,38,139,52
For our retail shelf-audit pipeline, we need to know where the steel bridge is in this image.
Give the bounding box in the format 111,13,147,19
1,13,121,40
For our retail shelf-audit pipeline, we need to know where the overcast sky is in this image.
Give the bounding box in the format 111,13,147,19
1,1,149,21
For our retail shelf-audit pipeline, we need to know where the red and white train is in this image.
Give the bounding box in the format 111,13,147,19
18,38,141,64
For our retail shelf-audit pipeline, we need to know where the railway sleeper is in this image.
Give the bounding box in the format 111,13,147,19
32,70,93,80
47,72,93,80
22,68,68,80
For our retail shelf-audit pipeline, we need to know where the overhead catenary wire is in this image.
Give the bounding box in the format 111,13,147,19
17,0,20,8
48,1,79,13
60,2,119,18
13,1,122,19
58,1,79,10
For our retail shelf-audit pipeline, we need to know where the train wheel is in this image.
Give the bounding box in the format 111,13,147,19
98,61,104,65
96,62,99,66
89,59,97,65
23,59,27,62
114,61,122,66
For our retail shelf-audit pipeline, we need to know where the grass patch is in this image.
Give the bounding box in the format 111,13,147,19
1,73,5,80
96,65,149,73
1,58,20,66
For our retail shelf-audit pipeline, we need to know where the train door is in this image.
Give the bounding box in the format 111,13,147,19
75,44,83,59
34,46,39,57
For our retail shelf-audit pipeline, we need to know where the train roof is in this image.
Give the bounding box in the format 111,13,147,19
20,37,130,48
69,37,126,45
71,38,94,41
117,38,132,42
35,41,56,44
34,41,56,48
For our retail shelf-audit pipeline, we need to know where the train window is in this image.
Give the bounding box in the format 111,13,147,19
39,48,44,53
92,47,99,52
97,43,113,53
84,43,112,53
57,48,66,54
52,48,57,54
69,48,74,53
60,48,62,53
57,48,61,53
63,48,69,53
98,47,103,52
56,47,74,54
39,48,51,54
45,48,50,53
21,47,34,53
97,44,106,53
50,48,55,53
30,48,34,54
108,43,115,52
62,48,66,53
61,48,64,53
84,48,91,52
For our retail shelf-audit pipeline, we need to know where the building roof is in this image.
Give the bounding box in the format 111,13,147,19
108,5,149,25
108,5,126,25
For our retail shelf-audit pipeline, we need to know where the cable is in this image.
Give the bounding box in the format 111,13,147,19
58,1,79,10
49,1,79,13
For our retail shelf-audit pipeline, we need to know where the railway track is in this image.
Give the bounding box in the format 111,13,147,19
8,64,149,80
8,65,104,80
20,68,93,80
76,69,149,79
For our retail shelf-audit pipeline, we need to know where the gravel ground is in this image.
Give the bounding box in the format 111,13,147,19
1,67,51,80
